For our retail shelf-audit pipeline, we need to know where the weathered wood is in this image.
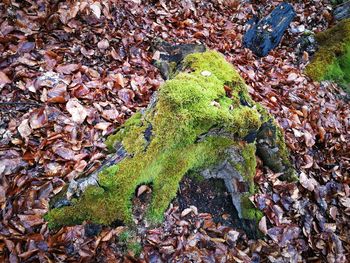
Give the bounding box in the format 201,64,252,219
47,42,295,229
152,39,206,79
243,2,296,57
334,1,350,21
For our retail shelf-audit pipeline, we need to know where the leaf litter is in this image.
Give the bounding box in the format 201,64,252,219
0,0,349,262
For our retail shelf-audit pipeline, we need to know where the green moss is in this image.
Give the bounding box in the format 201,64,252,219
188,171,205,183
127,242,142,257
117,230,142,257
330,0,348,5
275,126,298,181
233,143,257,193
105,112,144,152
240,194,263,221
305,19,350,93
46,50,291,228
119,230,131,243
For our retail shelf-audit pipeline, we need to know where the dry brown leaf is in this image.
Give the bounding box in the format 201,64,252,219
66,98,88,124
17,119,32,139
0,71,11,85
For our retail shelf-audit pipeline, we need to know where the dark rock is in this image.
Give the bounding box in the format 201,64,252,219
243,2,296,57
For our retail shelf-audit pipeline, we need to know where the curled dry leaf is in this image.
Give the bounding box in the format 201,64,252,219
102,109,119,120
137,185,151,197
329,207,337,220
181,208,193,217
17,214,43,227
0,158,27,176
304,131,315,147
115,73,124,88
339,197,350,208
225,230,239,243
301,155,314,169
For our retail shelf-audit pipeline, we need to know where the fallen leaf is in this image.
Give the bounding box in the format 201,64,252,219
18,119,32,139
181,208,193,217
94,122,111,131
66,98,88,124
300,172,318,191
29,108,48,129
115,73,124,88
47,85,69,103
97,39,109,50
118,88,134,105
90,3,101,19
329,206,337,220
259,216,267,234
0,71,11,85
304,131,315,147
52,146,75,160
287,72,298,82
56,64,80,74
137,185,151,197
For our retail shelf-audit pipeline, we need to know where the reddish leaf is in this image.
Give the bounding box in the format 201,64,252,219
56,64,80,74
0,71,11,85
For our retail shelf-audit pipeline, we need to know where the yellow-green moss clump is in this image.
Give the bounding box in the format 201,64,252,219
46,51,279,228
305,19,350,93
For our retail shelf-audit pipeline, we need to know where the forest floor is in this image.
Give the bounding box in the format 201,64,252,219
0,0,349,262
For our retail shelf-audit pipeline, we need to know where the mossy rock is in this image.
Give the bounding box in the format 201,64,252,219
305,19,350,93
46,49,294,229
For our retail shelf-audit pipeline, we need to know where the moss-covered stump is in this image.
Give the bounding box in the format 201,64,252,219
46,47,295,229
305,19,350,93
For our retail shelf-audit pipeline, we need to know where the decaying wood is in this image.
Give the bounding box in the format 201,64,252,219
334,1,350,21
50,41,295,225
243,2,296,57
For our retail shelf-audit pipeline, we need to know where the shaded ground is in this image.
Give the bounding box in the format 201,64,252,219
177,175,261,238
0,0,349,262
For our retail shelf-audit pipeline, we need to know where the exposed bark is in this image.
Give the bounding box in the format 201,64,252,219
152,39,206,79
